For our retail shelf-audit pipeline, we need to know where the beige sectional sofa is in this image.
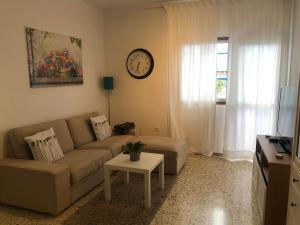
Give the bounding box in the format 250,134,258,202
0,112,187,215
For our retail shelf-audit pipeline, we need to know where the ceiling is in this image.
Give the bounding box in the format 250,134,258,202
84,0,172,10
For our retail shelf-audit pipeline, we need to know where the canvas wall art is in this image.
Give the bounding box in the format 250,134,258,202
25,27,83,87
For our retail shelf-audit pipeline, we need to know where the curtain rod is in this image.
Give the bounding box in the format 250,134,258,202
163,0,199,3
144,0,272,9
144,1,197,10
144,0,220,10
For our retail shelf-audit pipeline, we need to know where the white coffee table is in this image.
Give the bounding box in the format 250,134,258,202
104,152,164,209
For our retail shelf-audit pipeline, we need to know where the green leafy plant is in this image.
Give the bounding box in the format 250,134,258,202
125,141,145,154
70,37,82,49
216,79,226,94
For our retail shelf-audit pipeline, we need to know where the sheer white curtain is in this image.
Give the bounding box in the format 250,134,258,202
224,0,287,152
165,2,219,156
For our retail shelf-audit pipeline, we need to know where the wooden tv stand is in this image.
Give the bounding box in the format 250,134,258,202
253,135,291,225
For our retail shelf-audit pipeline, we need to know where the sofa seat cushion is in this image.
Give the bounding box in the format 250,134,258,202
55,149,112,185
132,135,186,160
78,135,135,156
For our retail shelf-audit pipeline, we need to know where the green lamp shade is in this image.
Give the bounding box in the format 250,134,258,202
103,76,114,90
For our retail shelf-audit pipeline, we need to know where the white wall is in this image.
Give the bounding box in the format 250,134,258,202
0,0,106,158
104,7,169,136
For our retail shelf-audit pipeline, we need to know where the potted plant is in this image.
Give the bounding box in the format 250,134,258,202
124,141,145,161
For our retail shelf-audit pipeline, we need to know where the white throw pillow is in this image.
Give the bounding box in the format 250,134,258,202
90,115,112,141
24,127,64,162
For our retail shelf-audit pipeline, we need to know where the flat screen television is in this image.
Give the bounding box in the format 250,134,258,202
275,86,298,153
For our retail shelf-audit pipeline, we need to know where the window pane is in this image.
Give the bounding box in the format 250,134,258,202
217,54,228,71
216,77,227,99
217,43,228,54
216,38,229,102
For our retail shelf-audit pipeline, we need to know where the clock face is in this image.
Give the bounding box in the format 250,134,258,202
126,48,154,79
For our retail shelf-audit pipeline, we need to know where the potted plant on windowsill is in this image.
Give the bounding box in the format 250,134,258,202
123,141,145,161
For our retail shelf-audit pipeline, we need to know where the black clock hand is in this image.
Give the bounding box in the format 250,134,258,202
137,62,140,71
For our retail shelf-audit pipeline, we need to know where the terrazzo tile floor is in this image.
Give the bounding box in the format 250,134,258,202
0,155,261,225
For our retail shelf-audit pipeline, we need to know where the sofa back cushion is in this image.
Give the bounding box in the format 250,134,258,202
66,111,99,148
8,119,74,159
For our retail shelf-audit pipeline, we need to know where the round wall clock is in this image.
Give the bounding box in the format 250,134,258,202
126,48,154,79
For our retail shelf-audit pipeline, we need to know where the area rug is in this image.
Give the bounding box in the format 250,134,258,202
64,173,176,225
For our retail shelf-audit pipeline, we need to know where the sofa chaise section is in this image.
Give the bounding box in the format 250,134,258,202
132,135,187,174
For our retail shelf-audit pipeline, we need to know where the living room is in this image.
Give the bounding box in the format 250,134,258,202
0,0,300,225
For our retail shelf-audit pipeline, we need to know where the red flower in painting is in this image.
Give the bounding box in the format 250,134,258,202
36,50,81,78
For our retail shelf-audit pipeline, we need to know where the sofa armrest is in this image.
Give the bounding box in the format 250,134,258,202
0,158,71,214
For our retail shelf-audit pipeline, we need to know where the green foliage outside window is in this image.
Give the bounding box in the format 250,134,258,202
216,79,226,95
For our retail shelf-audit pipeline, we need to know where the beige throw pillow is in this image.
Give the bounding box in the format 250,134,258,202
24,127,64,162
90,115,112,141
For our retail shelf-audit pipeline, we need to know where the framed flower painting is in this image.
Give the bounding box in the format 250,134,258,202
25,27,83,87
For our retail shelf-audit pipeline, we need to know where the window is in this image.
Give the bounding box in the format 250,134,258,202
216,37,229,103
